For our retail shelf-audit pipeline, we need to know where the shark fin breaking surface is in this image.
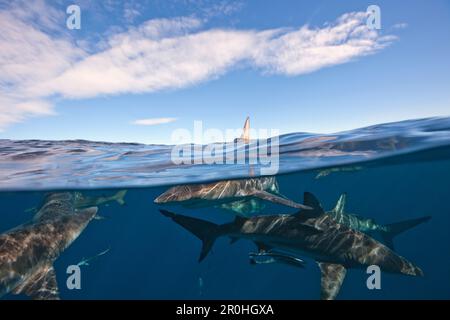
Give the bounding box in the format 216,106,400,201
240,116,250,143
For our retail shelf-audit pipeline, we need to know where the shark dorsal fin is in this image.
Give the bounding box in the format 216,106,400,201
240,116,250,143
13,264,59,300
318,262,347,300
332,193,347,214
234,215,247,225
304,192,322,209
297,192,325,218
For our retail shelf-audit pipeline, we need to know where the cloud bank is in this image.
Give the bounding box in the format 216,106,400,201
132,118,177,126
0,1,396,131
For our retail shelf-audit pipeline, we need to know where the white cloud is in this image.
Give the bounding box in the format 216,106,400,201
392,23,408,30
0,1,84,131
251,12,394,75
132,118,178,126
0,2,397,131
202,0,244,18
122,1,147,23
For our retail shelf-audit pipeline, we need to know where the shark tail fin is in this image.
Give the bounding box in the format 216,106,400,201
381,216,431,250
240,116,250,143
160,210,220,262
114,190,127,205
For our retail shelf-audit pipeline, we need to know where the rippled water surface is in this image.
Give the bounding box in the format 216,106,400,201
1,117,450,191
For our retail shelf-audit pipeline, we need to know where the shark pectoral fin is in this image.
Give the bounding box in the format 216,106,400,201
13,264,59,300
250,190,312,210
318,262,347,300
332,193,347,214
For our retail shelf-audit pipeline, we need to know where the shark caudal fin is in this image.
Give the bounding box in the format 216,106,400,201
160,210,220,262
114,190,127,205
380,216,431,250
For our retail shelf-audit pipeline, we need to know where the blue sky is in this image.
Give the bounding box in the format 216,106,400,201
0,0,449,144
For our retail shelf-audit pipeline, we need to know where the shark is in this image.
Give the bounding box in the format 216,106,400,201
155,117,311,215
73,190,127,208
25,190,126,214
154,177,312,215
0,192,98,300
160,192,424,300
328,193,431,250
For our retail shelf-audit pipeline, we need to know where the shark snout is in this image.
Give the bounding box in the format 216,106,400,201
76,206,98,223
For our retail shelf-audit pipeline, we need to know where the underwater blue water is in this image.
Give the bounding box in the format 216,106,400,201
1,117,450,299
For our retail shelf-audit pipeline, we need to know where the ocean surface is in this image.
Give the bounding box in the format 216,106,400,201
1,117,450,300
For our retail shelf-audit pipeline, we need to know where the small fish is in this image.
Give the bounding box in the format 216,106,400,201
198,277,203,296
77,248,110,267
315,166,363,179
249,251,306,268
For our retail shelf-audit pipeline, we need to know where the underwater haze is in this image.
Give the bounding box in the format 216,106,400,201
1,117,450,299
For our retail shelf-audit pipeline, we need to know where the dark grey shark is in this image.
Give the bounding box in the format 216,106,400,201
329,193,431,249
0,192,97,300
160,192,424,300
155,177,312,215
